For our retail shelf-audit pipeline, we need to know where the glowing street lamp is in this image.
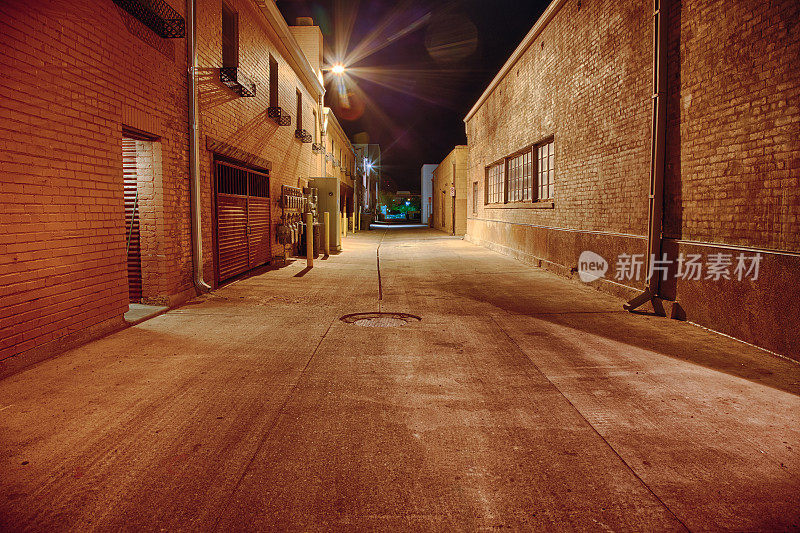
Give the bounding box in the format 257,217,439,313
331,64,346,75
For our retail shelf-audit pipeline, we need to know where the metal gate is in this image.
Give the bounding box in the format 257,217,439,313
123,137,142,302
215,160,271,282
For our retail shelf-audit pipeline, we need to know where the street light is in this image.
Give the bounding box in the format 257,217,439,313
331,64,345,75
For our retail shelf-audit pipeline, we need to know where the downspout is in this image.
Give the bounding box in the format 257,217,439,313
624,0,667,312
319,96,325,177
188,0,211,293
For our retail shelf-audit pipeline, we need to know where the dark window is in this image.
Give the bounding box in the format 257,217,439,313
269,55,278,107
248,172,269,198
296,89,302,130
221,3,238,68
472,182,478,214
312,110,318,142
216,160,269,197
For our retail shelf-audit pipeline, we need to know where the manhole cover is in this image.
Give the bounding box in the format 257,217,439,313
340,312,421,328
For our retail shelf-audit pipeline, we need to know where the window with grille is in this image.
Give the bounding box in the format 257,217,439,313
536,140,554,200
486,162,504,204
221,3,238,68
216,160,269,197
507,150,532,202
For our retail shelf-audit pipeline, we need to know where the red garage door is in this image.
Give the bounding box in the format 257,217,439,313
123,137,142,302
215,160,271,283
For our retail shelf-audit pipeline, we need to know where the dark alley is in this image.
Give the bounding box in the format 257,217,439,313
1,228,798,531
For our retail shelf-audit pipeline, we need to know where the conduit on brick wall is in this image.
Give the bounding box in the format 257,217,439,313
187,0,210,293
624,0,668,313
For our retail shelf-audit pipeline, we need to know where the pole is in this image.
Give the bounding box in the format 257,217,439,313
357,207,361,231
188,0,211,293
306,212,313,268
323,211,330,256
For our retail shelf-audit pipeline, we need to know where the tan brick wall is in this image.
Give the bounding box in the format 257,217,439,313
465,0,800,356
0,0,191,362
432,146,468,235
324,112,355,213
196,0,322,279
288,25,323,75
466,0,651,243
663,0,800,250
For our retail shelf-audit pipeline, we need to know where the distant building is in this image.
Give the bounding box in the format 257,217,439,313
432,146,468,236
463,0,800,358
421,164,437,225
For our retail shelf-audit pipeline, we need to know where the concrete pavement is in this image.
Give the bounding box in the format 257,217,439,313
1,227,798,531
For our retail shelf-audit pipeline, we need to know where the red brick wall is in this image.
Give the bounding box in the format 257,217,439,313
0,0,191,368
196,0,322,281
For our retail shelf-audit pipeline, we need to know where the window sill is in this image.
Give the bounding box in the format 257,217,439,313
485,201,554,209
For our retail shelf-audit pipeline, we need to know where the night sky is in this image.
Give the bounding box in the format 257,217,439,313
277,0,551,192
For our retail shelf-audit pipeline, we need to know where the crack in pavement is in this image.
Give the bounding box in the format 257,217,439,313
377,228,388,311
211,317,338,532
487,314,692,533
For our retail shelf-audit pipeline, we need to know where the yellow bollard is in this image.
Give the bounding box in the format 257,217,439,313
351,210,356,234
358,207,361,231
342,212,347,238
306,212,313,268
323,211,330,256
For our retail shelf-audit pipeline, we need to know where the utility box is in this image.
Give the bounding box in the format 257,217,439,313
309,177,341,252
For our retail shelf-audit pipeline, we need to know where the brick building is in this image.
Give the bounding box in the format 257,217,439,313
322,108,356,227
0,0,332,376
421,164,436,225
431,146,468,236
464,0,800,358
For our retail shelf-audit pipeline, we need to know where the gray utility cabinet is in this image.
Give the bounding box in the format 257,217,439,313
308,177,341,253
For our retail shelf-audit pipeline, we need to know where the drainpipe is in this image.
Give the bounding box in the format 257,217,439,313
319,96,326,177
624,0,667,313
188,0,211,293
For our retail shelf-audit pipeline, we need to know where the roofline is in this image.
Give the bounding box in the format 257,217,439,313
463,0,568,123
323,108,354,155
253,0,324,98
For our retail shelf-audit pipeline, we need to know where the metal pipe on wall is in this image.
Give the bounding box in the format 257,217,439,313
625,0,667,313
188,0,211,293
306,212,314,267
